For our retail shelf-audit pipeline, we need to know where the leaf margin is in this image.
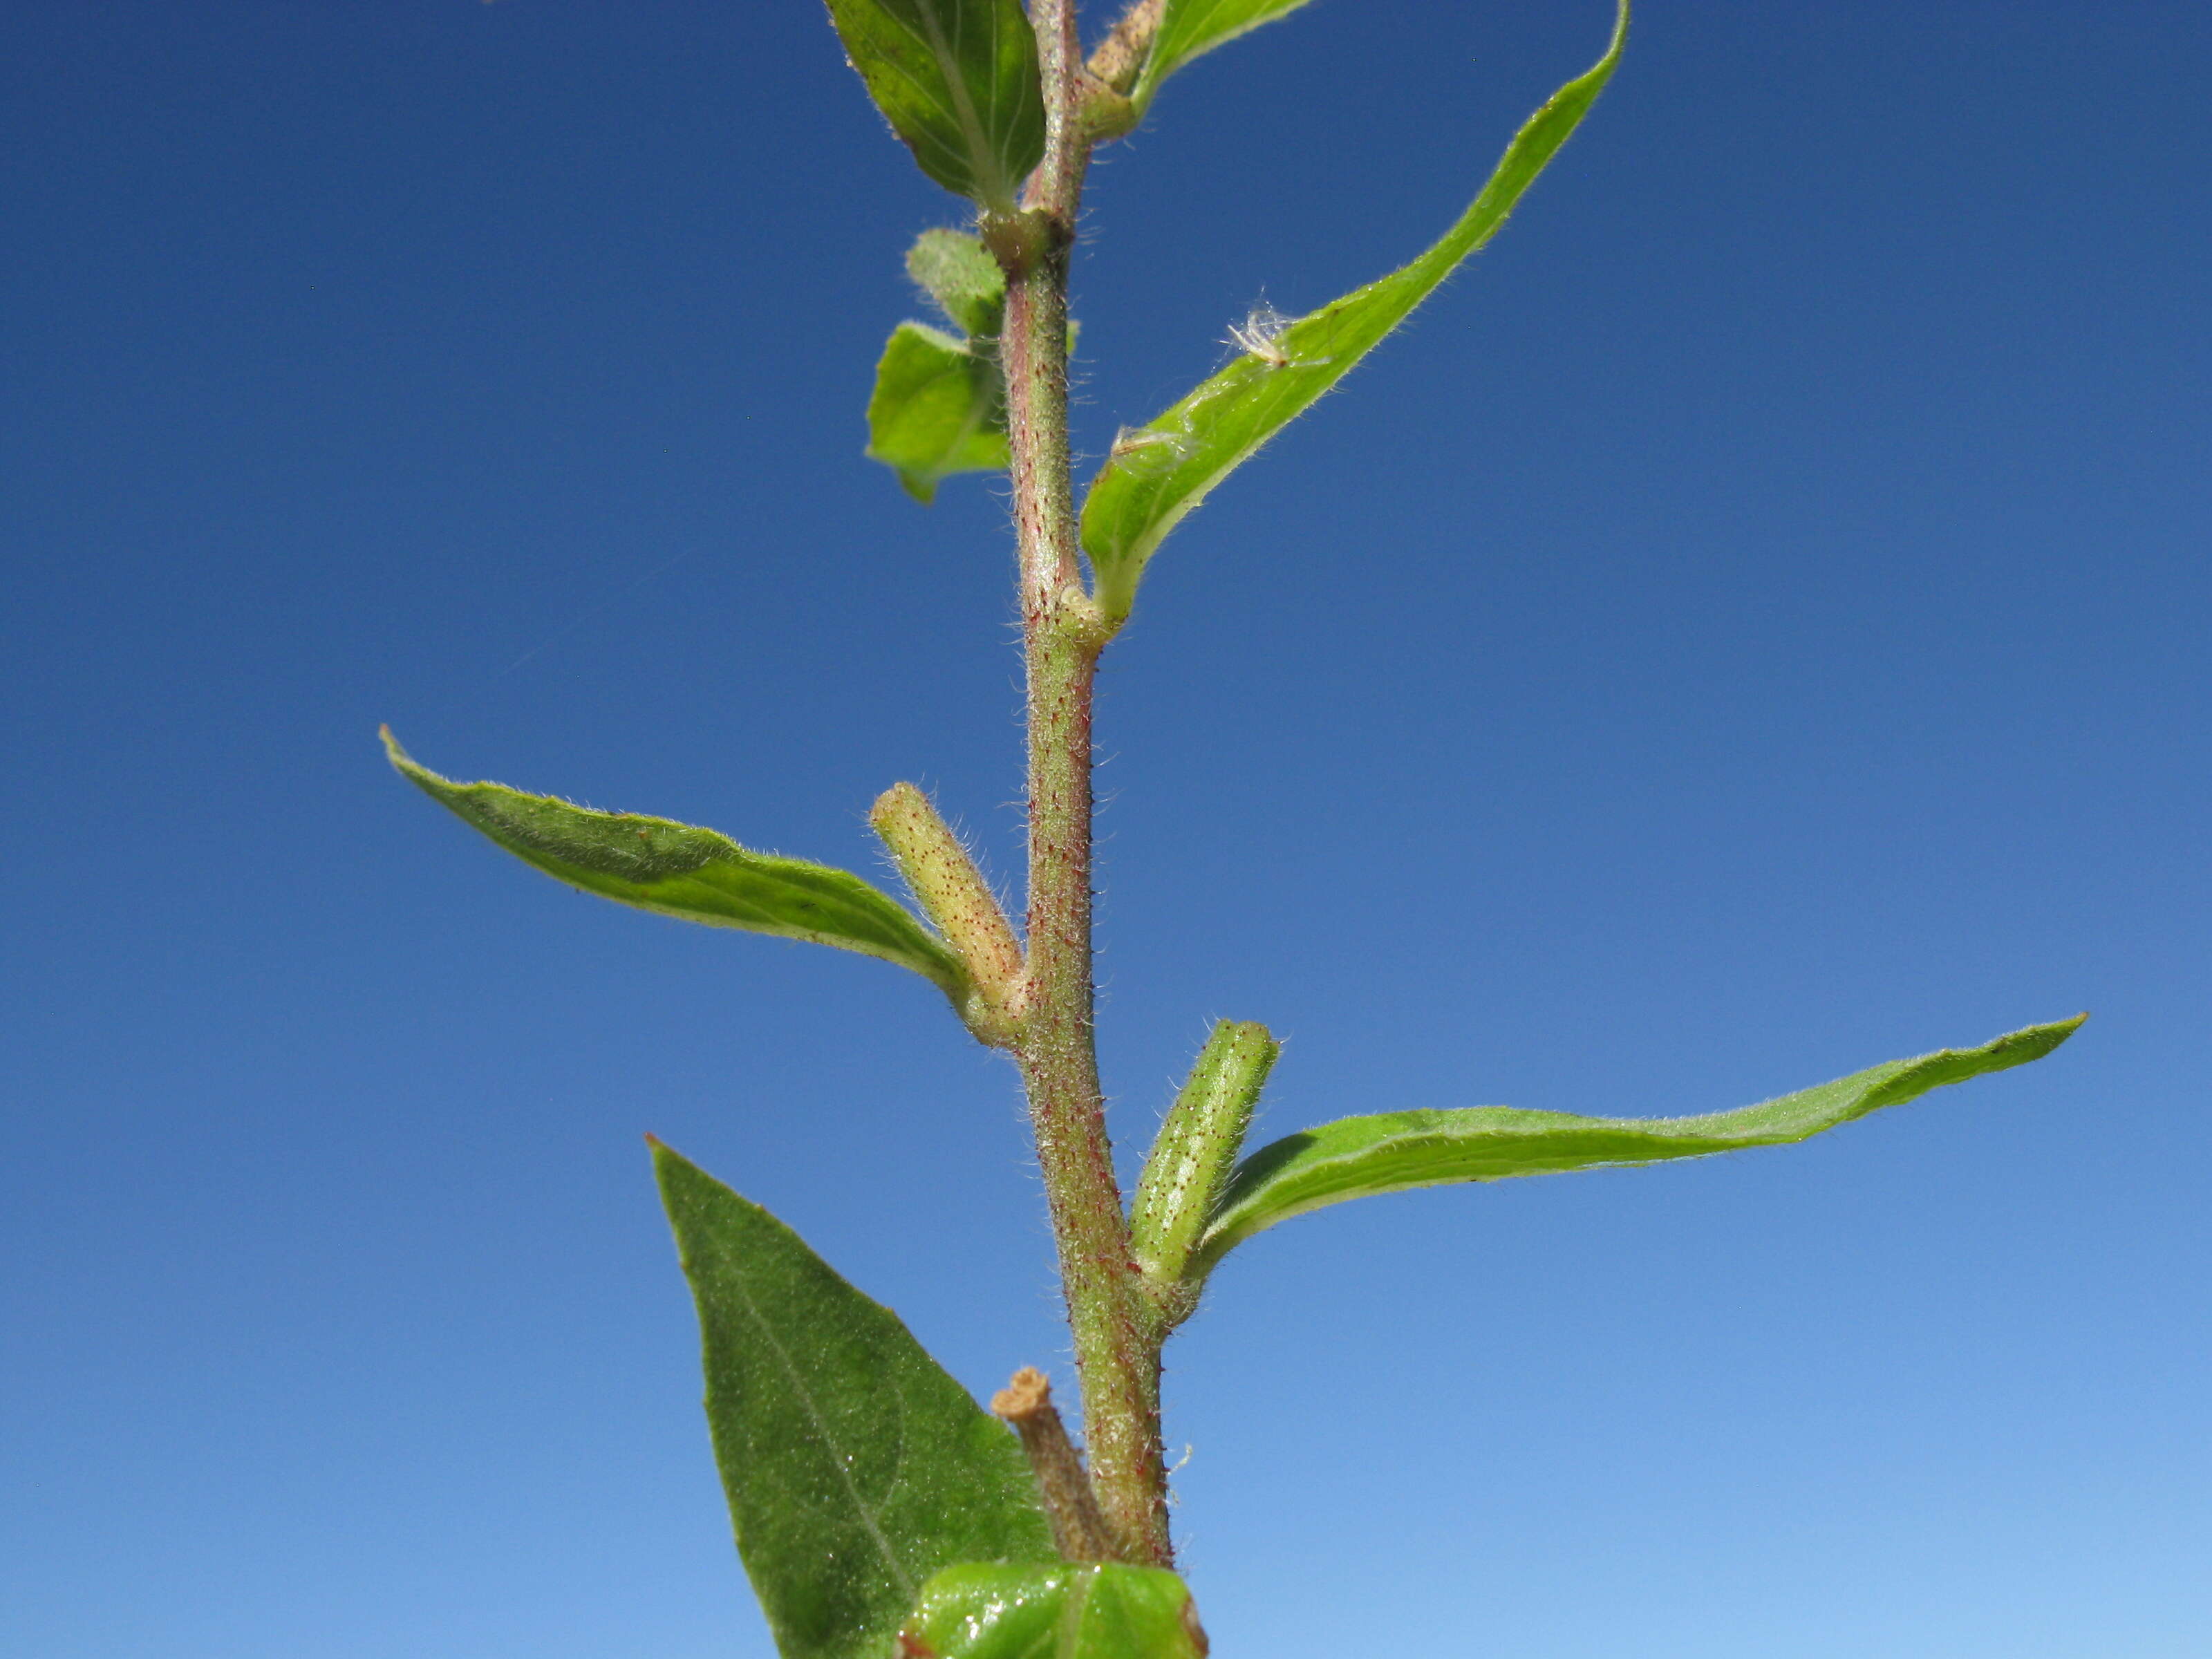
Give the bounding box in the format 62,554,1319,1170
1194,1015,2087,1275
1132,0,1322,112
866,319,1012,503
1080,0,1631,627
823,0,1047,210
382,727,973,1006
897,1559,1208,1658
653,1141,1058,1659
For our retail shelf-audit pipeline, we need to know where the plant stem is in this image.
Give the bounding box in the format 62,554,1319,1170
1017,616,1171,1566
995,0,1173,1568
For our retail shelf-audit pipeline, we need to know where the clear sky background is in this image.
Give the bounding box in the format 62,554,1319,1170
3,3,2206,1656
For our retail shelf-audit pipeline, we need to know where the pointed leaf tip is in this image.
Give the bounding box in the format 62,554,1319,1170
1195,1014,2081,1275
1080,0,1629,626
655,1145,1055,1659
384,733,973,1007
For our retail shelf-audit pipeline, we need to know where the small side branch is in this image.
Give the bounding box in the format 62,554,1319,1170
993,1367,1123,1563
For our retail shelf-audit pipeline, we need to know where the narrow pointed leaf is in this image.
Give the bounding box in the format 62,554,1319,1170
1195,1017,2085,1276
868,321,1010,503
655,1144,1056,1659
907,228,1007,339
899,1563,1208,1659
384,729,971,1005
823,0,1045,210
1080,0,1629,626
1132,0,1320,111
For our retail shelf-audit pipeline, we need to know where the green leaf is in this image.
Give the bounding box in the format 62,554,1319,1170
868,321,1011,504
1195,1017,2086,1277
907,227,1007,339
823,0,1045,211
1132,0,1321,111
1079,0,1630,627
655,1144,1057,1659
866,232,1076,502
382,728,971,1007
898,1562,1208,1659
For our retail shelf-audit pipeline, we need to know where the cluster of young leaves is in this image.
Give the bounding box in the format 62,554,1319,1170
863,0,1627,636
868,230,1014,503
387,1,2086,1655
1080,1,1626,626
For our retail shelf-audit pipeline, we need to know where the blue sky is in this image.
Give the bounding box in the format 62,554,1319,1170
3,3,2206,1655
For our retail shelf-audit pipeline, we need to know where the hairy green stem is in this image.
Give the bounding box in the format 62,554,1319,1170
993,0,1172,1568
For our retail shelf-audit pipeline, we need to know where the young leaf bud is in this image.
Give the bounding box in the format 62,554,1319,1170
870,782,1026,1046
1130,1021,1280,1322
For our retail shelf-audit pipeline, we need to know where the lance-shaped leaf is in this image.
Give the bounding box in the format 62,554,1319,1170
655,1145,1056,1659
823,0,1045,211
868,323,1011,503
1130,0,1321,111
383,729,971,1009
1079,0,1630,627
898,1562,1209,1659
1194,1017,2085,1277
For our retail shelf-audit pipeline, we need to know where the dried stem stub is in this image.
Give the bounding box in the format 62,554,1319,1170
991,1367,1123,1564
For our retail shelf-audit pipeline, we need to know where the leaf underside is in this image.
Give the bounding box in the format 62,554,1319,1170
655,1145,1056,1659
899,1562,1207,1659
382,729,970,1004
824,0,1045,209
1196,1016,2086,1274
1133,0,1321,111
1080,0,1631,625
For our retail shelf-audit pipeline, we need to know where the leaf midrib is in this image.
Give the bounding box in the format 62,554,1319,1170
717,1244,920,1613
877,0,1014,204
